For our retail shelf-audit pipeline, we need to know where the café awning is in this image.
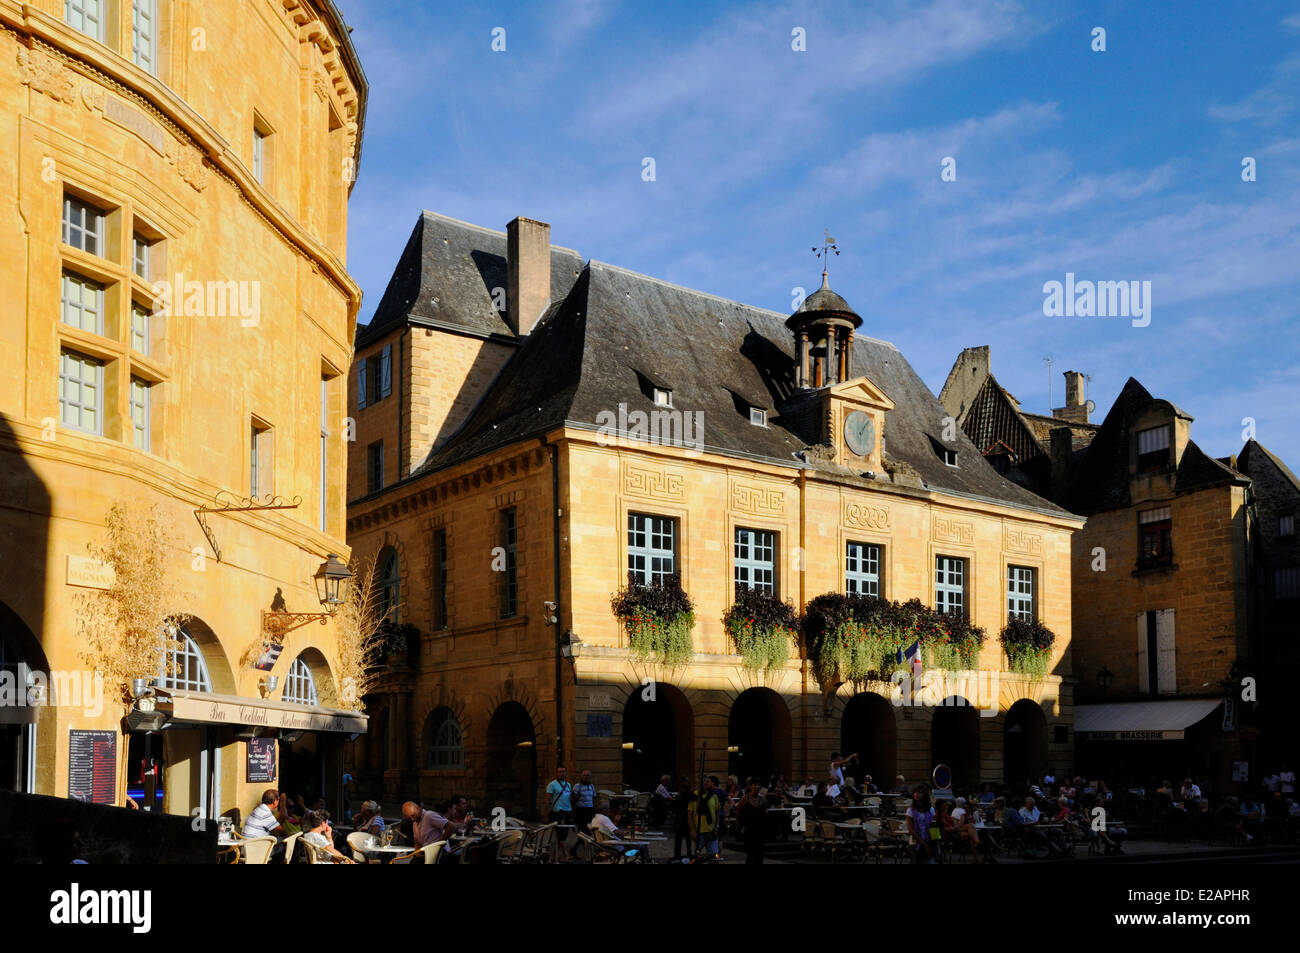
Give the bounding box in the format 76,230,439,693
1074,698,1222,741
153,689,368,734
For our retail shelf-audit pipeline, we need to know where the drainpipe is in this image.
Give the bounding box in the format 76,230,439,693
540,436,565,770
799,467,808,782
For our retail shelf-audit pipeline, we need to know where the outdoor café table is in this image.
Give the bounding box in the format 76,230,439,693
360,843,412,863
217,834,241,862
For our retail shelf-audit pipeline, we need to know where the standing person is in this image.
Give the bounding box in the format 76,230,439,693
1281,763,1296,796
693,777,723,860
737,782,767,865
572,769,597,836
652,774,673,825
546,766,574,860
906,786,937,864
829,752,858,789
672,780,695,862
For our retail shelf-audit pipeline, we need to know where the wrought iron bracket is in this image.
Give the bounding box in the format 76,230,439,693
193,492,302,562
261,610,330,644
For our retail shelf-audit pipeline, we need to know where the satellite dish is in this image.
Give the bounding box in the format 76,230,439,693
1086,400,1096,414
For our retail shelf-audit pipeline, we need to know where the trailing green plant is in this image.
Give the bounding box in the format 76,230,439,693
801,592,986,688
611,572,695,666
999,617,1056,677
377,620,419,657
723,585,798,672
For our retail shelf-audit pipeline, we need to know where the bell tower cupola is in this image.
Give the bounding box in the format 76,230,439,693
787,232,862,389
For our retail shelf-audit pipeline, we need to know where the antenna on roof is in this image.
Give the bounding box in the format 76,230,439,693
812,229,840,283
1043,356,1054,411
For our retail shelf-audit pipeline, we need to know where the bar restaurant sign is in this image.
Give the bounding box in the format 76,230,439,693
163,693,366,734
1076,729,1184,741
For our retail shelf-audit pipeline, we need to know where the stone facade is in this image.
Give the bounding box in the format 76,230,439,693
0,0,365,820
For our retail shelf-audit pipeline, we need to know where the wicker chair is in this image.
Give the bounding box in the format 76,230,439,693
346,831,376,863
240,836,276,865
520,822,557,863
281,831,302,864
575,831,626,864
391,840,446,865
495,829,526,862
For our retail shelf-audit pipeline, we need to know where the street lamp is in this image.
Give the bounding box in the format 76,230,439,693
560,631,583,659
1097,666,1114,691
262,554,354,641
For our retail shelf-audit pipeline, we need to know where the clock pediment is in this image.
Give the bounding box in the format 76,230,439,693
826,374,894,412
820,374,893,470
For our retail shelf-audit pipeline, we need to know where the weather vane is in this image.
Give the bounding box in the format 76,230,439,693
812,229,840,280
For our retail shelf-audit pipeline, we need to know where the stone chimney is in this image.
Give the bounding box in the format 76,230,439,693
1050,427,1073,504
506,217,551,335
1052,369,1089,423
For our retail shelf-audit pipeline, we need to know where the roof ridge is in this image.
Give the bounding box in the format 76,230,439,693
587,260,901,351
419,210,584,256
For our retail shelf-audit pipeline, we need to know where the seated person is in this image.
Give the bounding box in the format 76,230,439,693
861,775,878,795
1237,797,1263,843
352,800,385,837
302,811,355,863
1017,796,1065,857
941,800,981,864
243,789,285,839
811,783,836,811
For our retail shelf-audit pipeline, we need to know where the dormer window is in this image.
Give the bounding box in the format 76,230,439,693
1136,425,1171,474
1281,515,1295,538
750,408,767,427
653,387,672,408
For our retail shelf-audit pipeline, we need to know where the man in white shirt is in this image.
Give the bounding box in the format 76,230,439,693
242,789,283,839
1019,797,1041,825
1280,765,1296,795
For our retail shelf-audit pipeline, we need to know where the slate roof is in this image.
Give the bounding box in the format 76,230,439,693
1064,378,1247,513
356,213,585,348
409,240,1074,519
1239,439,1300,497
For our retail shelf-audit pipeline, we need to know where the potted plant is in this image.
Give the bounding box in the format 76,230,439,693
723,584,798,673
999,617,1055,677
610,572,694,666
377,620,418,665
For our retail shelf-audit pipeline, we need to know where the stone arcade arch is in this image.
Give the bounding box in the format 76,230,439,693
622,682,694,791
728,687,792,784
840,691,897,788
930,696,981,791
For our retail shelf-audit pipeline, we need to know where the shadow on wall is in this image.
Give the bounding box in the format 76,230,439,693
0,412,51,796
0,789,215,863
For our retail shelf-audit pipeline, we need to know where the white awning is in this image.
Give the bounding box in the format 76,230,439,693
1075,698,1222,741
153,689,368,734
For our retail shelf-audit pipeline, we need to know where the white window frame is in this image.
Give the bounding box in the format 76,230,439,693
283,656,318,706
129,376,151,451
628,513,676,586
131,0,158,74
734,527,776,594
158,627,212,692
132,235,151,279
935,555,966,617
653,387,672,408
62,195,105,255
65,0,105,42
1007,565,1035,622
845,541,881,597
58,350,103,435
131,302,150,354
1136,610,1176,695
750,407,767,427
61,273,104,334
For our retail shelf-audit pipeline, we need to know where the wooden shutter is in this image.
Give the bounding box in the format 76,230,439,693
1136,614,1149,693
1156,609,1176,695
357,361,368,409
379,345,393,398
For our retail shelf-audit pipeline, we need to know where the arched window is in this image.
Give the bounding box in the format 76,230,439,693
283,655,318,706
426,707,464,770
378,548,400,622
158,625,212,692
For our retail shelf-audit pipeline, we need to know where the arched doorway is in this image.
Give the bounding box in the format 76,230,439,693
486,702,537,818
729,688,792,784
930,696,981,791
622,682,694,791
840,692,897,788
1004,699,1048,786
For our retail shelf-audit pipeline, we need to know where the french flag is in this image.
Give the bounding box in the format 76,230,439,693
898,640,922,675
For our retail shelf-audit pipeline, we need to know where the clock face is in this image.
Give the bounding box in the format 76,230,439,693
844,411,875,457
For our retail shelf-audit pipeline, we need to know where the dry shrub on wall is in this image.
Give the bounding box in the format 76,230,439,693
74,501,191,806
333,550,388,712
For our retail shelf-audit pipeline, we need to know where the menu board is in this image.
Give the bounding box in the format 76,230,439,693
68,730,117,804
247,737,277,783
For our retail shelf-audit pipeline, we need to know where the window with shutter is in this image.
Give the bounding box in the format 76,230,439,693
1136,613,1149,694
1155,610,1176,695
379,345,393,399
357,361,368,409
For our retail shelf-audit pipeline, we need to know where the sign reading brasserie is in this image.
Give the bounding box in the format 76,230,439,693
68,729,117,804
1075,729,1183,741
247,737,277,783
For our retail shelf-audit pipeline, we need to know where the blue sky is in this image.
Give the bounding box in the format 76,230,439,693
339,0,1300,467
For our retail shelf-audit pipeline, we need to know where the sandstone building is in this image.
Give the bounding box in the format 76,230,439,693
345,213,1083,815
0,0,367,819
